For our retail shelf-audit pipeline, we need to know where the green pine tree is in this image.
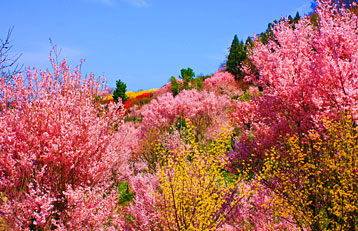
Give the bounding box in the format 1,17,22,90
226,35,247,81
113,79,129,103
259,22,275,45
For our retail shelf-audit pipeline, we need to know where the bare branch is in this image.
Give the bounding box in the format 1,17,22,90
0,27,23,81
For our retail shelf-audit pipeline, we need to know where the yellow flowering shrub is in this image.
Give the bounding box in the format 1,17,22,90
260,115,358,230
104,89,158,102
126,88,158,99
0,192,6,230
155,119,243,230
106,94,114,101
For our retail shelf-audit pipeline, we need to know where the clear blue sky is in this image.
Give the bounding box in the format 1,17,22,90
2,0,312,91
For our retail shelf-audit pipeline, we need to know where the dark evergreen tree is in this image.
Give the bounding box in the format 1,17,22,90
289,12,301,30
225,14,301,90
259,22,275,45
245,37,254,48
113,79,129,103
226,35,247,81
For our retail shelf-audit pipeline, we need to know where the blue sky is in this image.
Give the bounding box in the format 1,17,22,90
2,0,312,91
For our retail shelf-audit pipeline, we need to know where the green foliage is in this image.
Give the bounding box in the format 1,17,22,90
170,76,180,96
139,97,151,105
174,117,188,131
310,12,320,27
195,77,204,91
179,67,195,85
94,95,107,104
117,181,135,206
239,90,253,102
169,68,207,96
113,79,129,103
124,115,142,123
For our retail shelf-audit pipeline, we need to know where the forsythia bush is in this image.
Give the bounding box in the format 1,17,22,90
260,115,358,230
126,88,158,99
154,119,245,230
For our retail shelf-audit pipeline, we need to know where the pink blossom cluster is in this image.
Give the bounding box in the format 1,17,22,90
204,71,242,98
138,89,233,138
0,60,138,229
158,129,188,153
204,71,236,89
204,71,260,99
222,182,301,230
98,87,114,97
232,0,358,164
123,173,161,230
150,77,185,99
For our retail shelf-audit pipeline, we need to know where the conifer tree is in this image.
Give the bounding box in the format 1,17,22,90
113,79,129,103
226,35,247,81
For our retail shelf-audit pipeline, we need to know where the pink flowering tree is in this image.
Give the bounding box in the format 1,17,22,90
0,60,137,229
232,0,358,168
139,89,233,136
122,173,161,230
222,182,300,231
204,71,260,99
229,0,358,229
